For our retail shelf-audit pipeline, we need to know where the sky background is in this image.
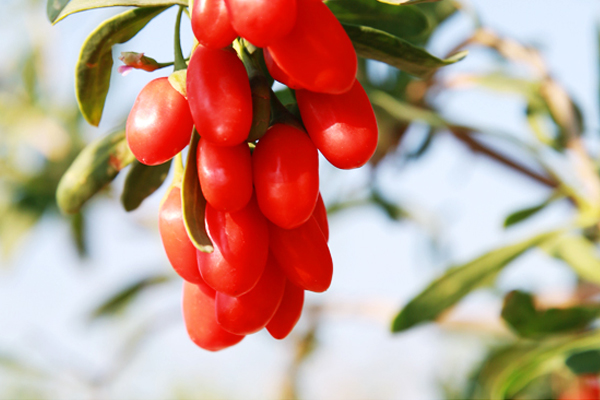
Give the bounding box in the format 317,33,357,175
1,0,600,398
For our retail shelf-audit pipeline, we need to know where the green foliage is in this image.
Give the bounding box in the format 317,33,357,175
566,350,600,375
547,235,600,286
181,130,213,253
49,0,187,23
56,129,135,215
75,6,168,126
121,160,172,212
392,231,559,332
504,198,554,228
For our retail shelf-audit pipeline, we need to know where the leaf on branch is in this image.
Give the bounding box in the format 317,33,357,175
181,130,213,253
51,0,186,24
76,6,168,126
391,231,559,332
56,129,135,215
89,274,171,320
504,198,554,228
343,24,467,78
121,160,172,212
501,290,600,339
325,0,429,40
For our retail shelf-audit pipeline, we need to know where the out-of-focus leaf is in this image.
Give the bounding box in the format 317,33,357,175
548,235,600,286
326,0,429,40
70,212,87,257
501,290,600,339
371,190,406,220
90,274,171,320
47,0,71,22
181,130,213,253
392,231,559,332
406,126,435,160
474,330,600,399
566,350,600,375
504,197,553,228
51,0,185,23
76,6,168,126
56,129,135,215
343,24,467,78
370,90,446,127
121,160,171,212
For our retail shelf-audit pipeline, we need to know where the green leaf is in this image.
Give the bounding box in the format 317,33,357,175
474,330,600,399
504,199,552,228
550,235,600,286
369,90,447,127
76,6,168,126
566,350,600,376
70,212,88,257
181,130,213,253
121,160,172,212
501,290,600,339
342,24,467,78
391,231,559,332
89,274,171,320
325,0,429,40
56,129,135,215
51,0,186,23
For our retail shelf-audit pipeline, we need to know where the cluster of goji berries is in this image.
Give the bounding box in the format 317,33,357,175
125,0,378,351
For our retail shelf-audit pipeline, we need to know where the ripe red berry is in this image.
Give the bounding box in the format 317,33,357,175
225,0,296,48
268,215,333,292
197,196,269,297
187,46,253,146
296,79,378,169
313,193,329,242
252,123,319,229
191,0,237,49
266,0,357,94
182,281,244,351
266,280,304,339
263,48,302,90
126,77,193,166
215,255,286,335
197,138,253,212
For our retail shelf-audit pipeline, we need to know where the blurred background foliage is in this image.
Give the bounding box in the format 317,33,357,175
4,0,600,399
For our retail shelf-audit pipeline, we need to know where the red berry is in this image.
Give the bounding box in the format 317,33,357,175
187,46,252,146
313,193,329,242
225,0,296,48
182,281,244,351
263,48,302,90
267,280,304,339
253,123,319,229
126,77,193,166
197,138,253,212
268,215,333,292
198,196,269,296
191,0,237,49
215,255,286,335
266,0,357,94
296,79,378,169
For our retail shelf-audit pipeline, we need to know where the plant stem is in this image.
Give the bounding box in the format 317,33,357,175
173,6,186,72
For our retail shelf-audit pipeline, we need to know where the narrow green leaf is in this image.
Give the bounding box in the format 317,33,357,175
76,6,168,126
121,160,172,212
342,24,467,78
370,90,447,127
181,130,213,253
70,212,87,257
551,235,600,286
566,350,600,376
504,200,551,228
474,330,600,399
391,231,559,332
501,290,600,339
52,0,186,23
325,0,429,40
56,129,135,215
47,0,71,22
89,274,171,319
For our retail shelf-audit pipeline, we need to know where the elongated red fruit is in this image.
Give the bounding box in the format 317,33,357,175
159,187,213,294
225,0,296,48
216,255,286,335
187,46,252,146
296,80,378,169
263,48,302,90
197,138,253,212
191,0,237,49
267,280,304,339
268,215,333,292
198,197,269,296
126,77,193,165
313,193,329,242
182,281,244,351
266,0,357,94
253,124,319,229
